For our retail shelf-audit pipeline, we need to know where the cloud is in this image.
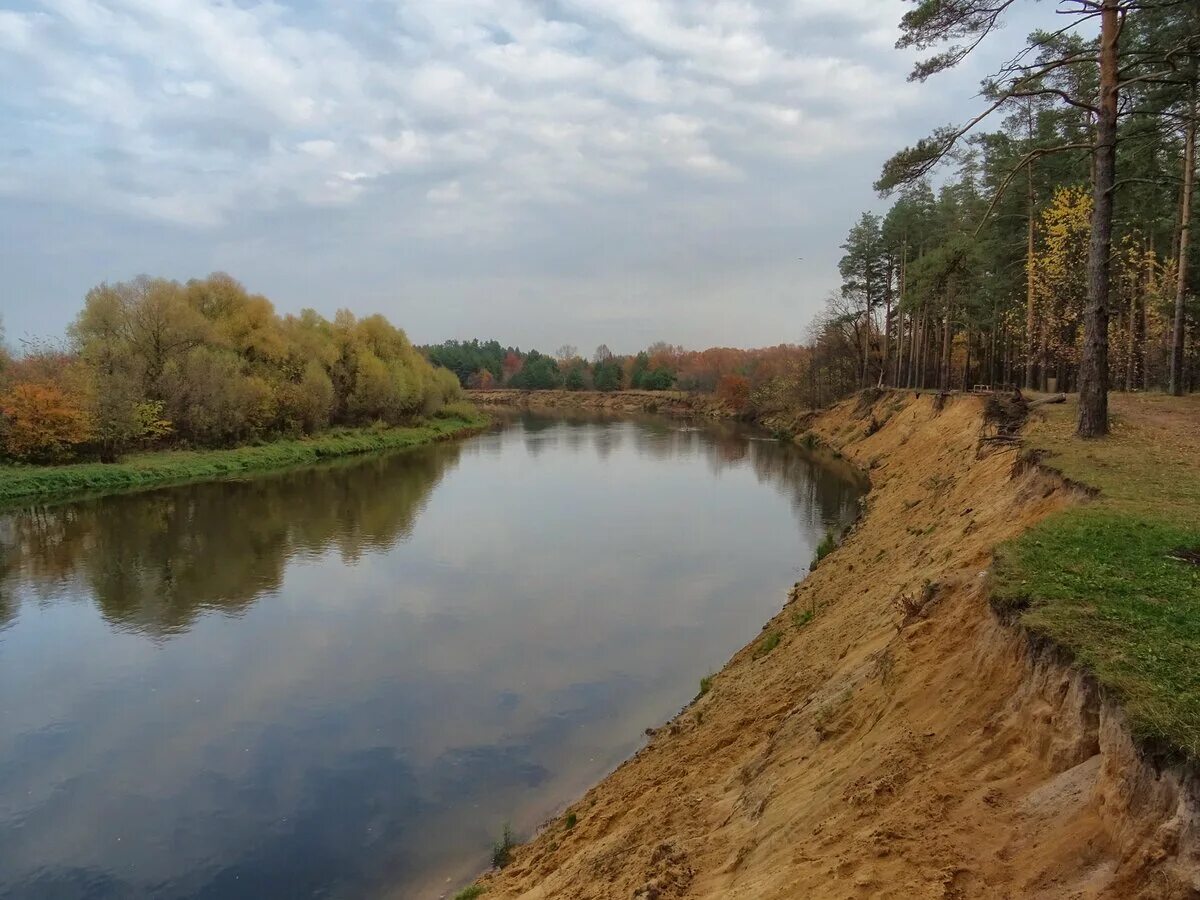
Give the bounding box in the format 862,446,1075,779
0,0,1057,348
0,0,921,229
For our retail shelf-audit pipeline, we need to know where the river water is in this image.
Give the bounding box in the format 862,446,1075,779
0,411,860,899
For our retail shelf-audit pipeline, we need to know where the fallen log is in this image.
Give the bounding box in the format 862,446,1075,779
1029,393,1067,408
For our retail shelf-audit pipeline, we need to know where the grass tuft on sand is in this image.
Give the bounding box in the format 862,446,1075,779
993,393,1200,760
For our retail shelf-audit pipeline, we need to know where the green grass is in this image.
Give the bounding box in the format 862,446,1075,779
0,413,488,508
698,674,714,697
453,887,485,900
753,630,782,660
811,529,837,567
993,394,1200,760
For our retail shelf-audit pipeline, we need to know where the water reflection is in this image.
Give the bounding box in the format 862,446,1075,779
0,413,859,899
1,446,460,637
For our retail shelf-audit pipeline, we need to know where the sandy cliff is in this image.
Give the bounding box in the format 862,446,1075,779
474,391,1199,899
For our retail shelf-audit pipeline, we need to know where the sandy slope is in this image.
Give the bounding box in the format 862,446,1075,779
475,391,1198,899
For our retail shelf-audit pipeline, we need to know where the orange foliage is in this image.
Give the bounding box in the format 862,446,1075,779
467,368,496,389
501,352,523,381
1,380,93,462
716,374,751,411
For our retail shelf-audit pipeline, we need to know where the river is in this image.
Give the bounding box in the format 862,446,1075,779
0,411,860,899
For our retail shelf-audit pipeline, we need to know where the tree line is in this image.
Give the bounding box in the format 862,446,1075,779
0,274,463,463
822,0,1198,437
424,340,828,410
425,340,677,392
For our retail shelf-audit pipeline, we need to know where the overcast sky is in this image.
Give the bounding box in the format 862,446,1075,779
0,0,1060,353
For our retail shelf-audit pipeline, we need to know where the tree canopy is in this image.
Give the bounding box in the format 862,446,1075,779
0,274,462,463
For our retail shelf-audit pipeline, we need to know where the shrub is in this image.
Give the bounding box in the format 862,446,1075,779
435,400,480,421
491,822,514,869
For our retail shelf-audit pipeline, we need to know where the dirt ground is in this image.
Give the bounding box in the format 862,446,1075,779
472,391,1199,900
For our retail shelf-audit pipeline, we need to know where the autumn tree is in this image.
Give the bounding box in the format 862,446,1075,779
0,273,468,462
0,380,92,462
716,374,751,412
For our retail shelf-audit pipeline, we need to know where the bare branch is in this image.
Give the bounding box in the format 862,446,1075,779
1007,88,1100,113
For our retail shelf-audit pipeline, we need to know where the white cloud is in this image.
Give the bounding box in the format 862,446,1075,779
426,180,463,204
298,139,337,158
0,0,922,228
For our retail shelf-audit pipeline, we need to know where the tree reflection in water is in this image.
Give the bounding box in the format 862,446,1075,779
0,443,461,636
0,412,863,899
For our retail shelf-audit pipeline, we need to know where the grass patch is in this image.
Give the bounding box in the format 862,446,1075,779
698,674,714,697
792,608,814,629
0,414,487,508
453,887,485,900
993,394,1200,760
565,811,577,830
811,529,837,567
753,630,782,660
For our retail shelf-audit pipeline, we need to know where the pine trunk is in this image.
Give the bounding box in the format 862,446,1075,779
1170,96,1196,396
940,305,953,392
882,277,892,386
1077,0,1118,437
1025,164,1037,390
862,273,872,390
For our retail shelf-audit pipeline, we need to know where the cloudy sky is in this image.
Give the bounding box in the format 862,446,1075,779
0,0,1056,352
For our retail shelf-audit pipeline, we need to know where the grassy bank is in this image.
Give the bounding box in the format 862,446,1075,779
993,393,1200,760
0,413,488,507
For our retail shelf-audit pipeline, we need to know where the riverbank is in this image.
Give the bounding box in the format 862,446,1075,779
468,390,1199,899
466,388,733,418
0,413,488,507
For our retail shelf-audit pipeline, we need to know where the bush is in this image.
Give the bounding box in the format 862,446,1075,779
434,400,480,421
491,822,514,868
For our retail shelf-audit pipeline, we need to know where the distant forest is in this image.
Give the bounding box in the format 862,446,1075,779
423,340,820,415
